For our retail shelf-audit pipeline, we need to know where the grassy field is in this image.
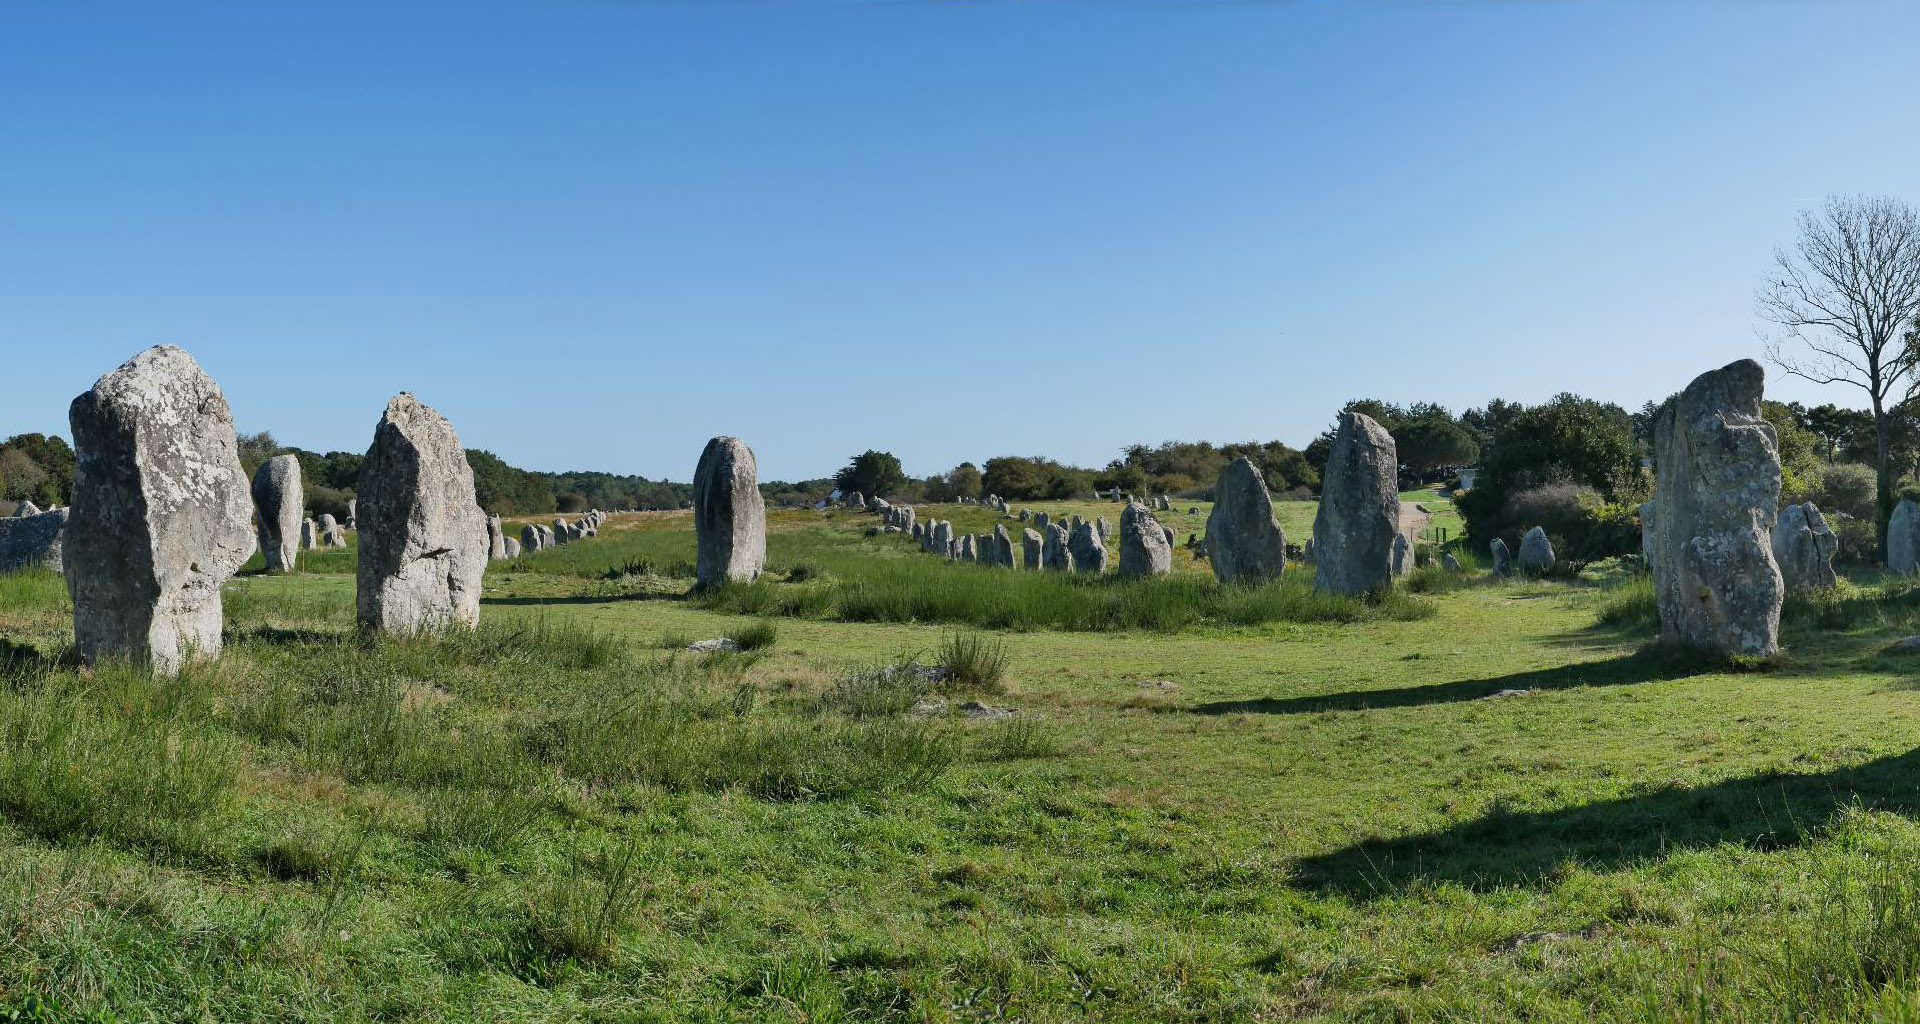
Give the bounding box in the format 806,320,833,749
6,503,1920,1021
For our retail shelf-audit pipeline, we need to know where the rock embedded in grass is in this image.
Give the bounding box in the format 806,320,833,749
693,435,767,587
1312,411,1400,595
1205,457,1287,584
1117,502,1170,577
66,344,256,674
1491,537,1510,574
1647,358,1783,657
251,454,303,573
355,392,489,635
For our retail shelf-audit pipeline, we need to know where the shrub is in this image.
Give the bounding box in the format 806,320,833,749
1804,462,1878,519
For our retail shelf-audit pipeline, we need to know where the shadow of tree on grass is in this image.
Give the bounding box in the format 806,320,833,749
1294,747,1920,896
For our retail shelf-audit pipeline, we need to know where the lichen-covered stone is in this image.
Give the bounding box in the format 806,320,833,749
1648,359,1783,656
0,507,68,574
1491,537,1511,574
66,345,255,673
1022,527,1043,570
1205,458,1286,583
1042,523,1073,571
355,393,489,634
1117,502,1170,577
1070,520,1109,574
1772,501,1838,591
1312,412,1399,595
251,454,302,573
694,436,766,586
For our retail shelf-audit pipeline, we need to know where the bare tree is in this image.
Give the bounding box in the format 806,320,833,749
1761,194,1920,555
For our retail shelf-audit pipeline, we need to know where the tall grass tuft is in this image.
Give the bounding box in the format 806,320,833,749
936,631,1008,693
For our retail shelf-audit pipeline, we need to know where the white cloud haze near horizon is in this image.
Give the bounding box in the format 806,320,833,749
1,1,1916,482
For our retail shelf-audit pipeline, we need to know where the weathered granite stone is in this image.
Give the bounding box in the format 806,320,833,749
1043,523,1073,571
1096,516,1111,544
1639,501,1656,567
503,536,521,558
1390,534,1413,576
317,514,343,549
1491,537,1510,574
1022,527,1043,570
0,508,68,573
1312,412,1399,595
992,524,1015,568
959,534,977,561
900,506,915,533
1648,359,1783,656
551,517,570,545
1442,552,1462,572
1018,509,1030,522
1034,511,1050,531
694,436,767,586
1772,501,1838,591
251,454,302,573
487,514,507,560
355,392,489,634
1205,457,1286,584
1070,520,1109,574
1161,525,1176,548
301,517,317,550
932,520,954,559
521,523,542,553
65,345,255,673
1117,502,1170,577
1518,526,1554,574
1890,500,1920,574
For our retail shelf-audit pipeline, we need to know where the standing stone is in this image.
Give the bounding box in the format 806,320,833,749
1161,525,1176,548
1648,359,1783,656
1491,538,1511,574
551,517,570,544
1517,526,1554,574
301,517,318,550
66,345,255,673
1639,501,1657,568
1117,502,1171,577
1034,511,1050,531
1890,500,1920,574
251,454,303,573
1022,527,1043,570
1391,535,1414,576
1441,552,1462,572
1772,502,1839,591
959,534,977,561
1096,516,1111,544
1043,523,1073,571
694,436,767,586
503,536,522,559
356,393,489,634
1070,520,1109,574
912,521,925,542
900,506,915,534
1205,457,1286,584
346,497,357,531
487,514,507,560
0,507,69,574
317,513,342,548
1312,412,1400,595
1019,509,1030,522
992,524,1015,568
538,524,555,550
521,523,542,553
932,520,954,559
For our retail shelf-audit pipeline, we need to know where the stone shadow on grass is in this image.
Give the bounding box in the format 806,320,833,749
1294,747,1920,896
1187,647,1713,716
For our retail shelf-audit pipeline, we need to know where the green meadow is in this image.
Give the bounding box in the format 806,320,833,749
5,500,1920,1022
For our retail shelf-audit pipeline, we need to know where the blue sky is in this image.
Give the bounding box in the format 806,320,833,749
3,1,1916,483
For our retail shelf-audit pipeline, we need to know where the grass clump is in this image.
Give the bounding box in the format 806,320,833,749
727,620,778,652
935,630,1009,693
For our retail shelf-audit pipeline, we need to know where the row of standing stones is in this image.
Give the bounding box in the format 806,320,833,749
21,344,766,676
865,358,1813,660
0,347,1842,668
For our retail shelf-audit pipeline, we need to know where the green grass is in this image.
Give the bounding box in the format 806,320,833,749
9,504,1920,1020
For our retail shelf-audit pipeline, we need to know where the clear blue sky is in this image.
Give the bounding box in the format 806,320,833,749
3,1,1916,483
